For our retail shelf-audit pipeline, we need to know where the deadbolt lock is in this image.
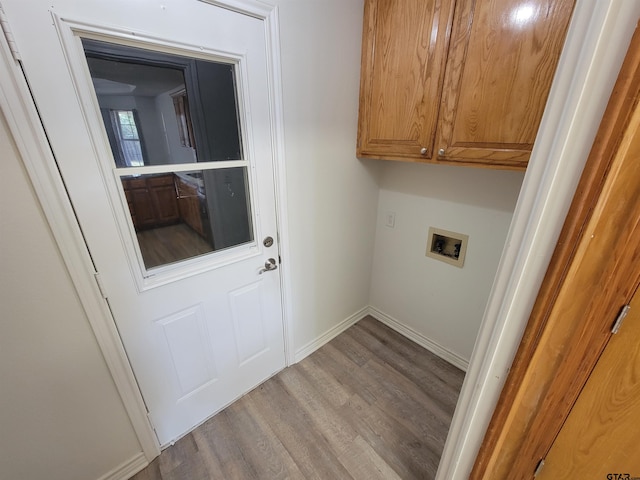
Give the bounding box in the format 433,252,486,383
263,236,274,248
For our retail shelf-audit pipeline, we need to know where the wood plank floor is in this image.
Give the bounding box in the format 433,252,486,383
130,316,465,480
137,223,213,269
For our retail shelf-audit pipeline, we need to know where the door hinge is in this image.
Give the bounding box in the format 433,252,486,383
94,272,108,299
147,412,157,432
611,304,631,334
0,2,22,62
534,458,545,477
146,412,162,444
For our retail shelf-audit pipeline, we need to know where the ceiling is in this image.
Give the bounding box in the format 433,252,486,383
87,57,185,97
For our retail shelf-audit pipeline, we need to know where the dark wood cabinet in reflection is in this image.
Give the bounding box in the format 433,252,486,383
148,175,180,225
175,176,205,238
123,176,155,229
122,174,179,230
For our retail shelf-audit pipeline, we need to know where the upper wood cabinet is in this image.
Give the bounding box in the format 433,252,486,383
357,0,575,170
357,0,455,161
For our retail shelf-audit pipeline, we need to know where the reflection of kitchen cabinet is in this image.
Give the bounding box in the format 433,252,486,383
122,174,179,230
147,175,180,225
124,178,154,229
175,177,205,237
357,0,575,170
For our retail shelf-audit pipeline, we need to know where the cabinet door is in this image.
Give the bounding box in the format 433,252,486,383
123,189,137,228
130,188,156,229
176,178,205,236
148,175,180,225
357,0,455,161
435,0,575,169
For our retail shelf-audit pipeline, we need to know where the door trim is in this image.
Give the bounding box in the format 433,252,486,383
0,0,293,464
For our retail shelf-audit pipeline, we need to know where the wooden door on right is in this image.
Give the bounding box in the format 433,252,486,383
538,286,640,479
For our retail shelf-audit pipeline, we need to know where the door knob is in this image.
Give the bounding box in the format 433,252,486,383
258,258,278,274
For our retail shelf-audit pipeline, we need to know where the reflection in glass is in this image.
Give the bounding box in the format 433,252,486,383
82,39,254,271
113,110,144,166
121,168,253,269
82,38,243,166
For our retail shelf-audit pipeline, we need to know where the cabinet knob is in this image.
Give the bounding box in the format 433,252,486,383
438,148,445,156
420,147,427,155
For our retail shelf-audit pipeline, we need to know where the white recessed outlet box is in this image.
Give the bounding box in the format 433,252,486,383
426,227,468,268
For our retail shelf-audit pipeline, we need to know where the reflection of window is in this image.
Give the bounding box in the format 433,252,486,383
171,90,195,148
111,109,144,166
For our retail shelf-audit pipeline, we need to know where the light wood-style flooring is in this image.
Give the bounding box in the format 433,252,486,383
137,223,213,269
131,316,465,480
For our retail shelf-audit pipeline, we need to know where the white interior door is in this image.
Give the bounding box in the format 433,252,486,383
4,0,286,445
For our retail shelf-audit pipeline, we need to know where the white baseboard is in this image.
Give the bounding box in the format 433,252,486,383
367,306,469,372
293,305,469,372
96,452,148,480
294,306,368,363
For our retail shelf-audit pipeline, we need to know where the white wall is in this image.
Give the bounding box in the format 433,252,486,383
269,0,381,358
271,0,522,365
0,112,142,479
370,162,524,364
135,96,170,165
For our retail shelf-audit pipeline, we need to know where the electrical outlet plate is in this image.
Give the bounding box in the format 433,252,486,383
384,211,395,228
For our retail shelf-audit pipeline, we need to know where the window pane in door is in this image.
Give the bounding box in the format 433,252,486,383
82,38,243,166
121,168,254,270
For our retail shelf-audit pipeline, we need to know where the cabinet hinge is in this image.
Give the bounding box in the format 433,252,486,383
611,304,631,334
94,272,108,299
533,458,545,477
0,2,21,62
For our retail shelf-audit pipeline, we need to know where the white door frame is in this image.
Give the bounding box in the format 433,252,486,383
0,0,294,462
